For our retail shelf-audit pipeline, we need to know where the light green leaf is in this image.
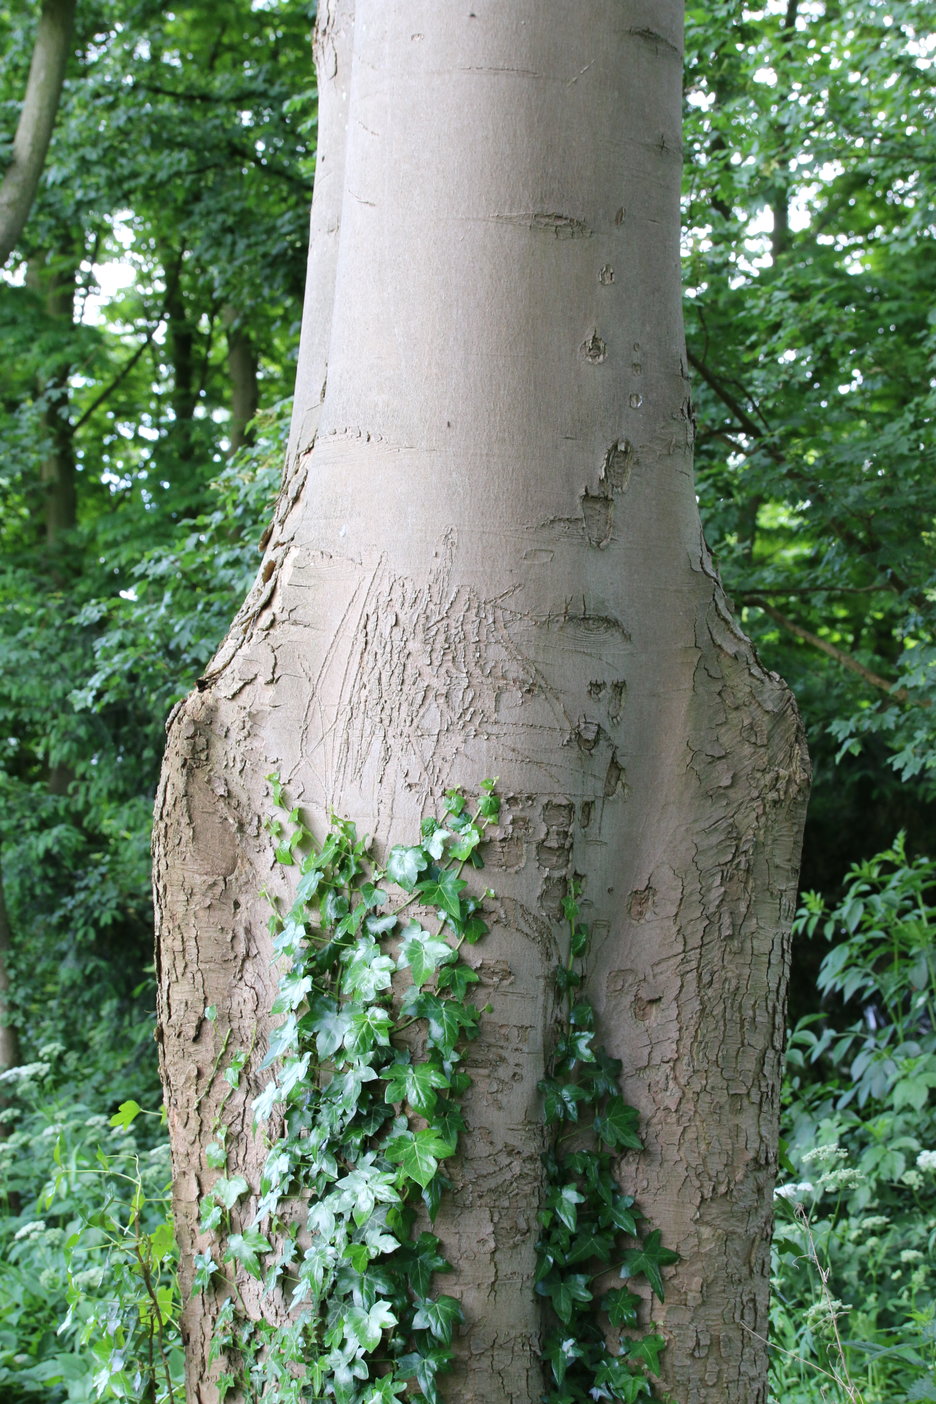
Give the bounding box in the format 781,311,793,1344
385,1128,457,1188
224,1229,272,1280
212,1175,249,1210
108,1099,142,1129
386,845,428,891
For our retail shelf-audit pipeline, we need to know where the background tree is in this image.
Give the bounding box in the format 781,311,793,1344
0,0,75,266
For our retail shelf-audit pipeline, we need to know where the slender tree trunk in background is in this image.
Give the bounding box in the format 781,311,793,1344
26,249,77,795
223,305,260,453
0,846,24,1209
26,251,77,549
0,849,22,1077
0,0,76,267
162,251,198,426
154,3,809,1400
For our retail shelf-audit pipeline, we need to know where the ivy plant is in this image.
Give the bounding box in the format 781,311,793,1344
536,885,677,1403
197,781,499,1403
196,785,673,1402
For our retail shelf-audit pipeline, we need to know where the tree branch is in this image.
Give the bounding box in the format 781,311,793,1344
0,0,76,266
688,345,924,608
747,597,926,705
71,325,161,431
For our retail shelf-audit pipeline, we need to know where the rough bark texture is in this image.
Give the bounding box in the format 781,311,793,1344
154,3,809,1401
0,0,76,267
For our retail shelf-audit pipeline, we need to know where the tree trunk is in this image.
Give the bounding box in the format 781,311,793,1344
154,4,809,1401
26,249,77,603
223,305,260,454
0,847,22,1078
0,0,76,267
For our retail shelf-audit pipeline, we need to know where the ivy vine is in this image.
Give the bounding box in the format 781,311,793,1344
193,782,675,1403
195,780,498,1402
536,885,678,1402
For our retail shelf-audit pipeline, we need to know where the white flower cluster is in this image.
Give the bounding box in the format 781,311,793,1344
14,1220,47,1241
0,1061,51,1084
774,1181,814,1200
916,1149,936,1172
802,1144,846,1166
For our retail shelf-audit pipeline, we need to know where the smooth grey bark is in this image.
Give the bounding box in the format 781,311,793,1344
0,0,76,267
154,3,809,1400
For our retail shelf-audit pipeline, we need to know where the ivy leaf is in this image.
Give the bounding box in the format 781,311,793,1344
603,1195,640,1237
311,1004,352,1059
555,1028,596,1066
400,1232,451,1297
570,922,590,957
211,1175,249,1210
386,845,428,891
199,1200,223,1233
365,911,398,935
603,1286,641,1328
192,1250,218,1294
295,866,324,904
539,1077,589,1123
415,869,467,919
346,1005,393,1055
436,962,480,998
385,1128,456,1188
383,1059,451,1115
205,1141,227,1169
362,1377,409,1402
594,1095,643,1151
398,923,455,986
344,1300,396,1352
404,990,478,1050
624,1332,667,1374
225,1229,271,1280
259,1014,298,1070
344,1242,371,1273
592,1353,652,1400
619,1229,680,1301
412,1294,464,1344
546,1183,585,1232
565,1225,616,1264
554,964,582,993
342,938,396,1000
359,882,387,909
271,969,313,1014
423,827,450,860
252,1079,280,1123
398,1345,450,1400
446,824,481,861
278,1051,311,1099
537,1271,593,1324
459,913,489,944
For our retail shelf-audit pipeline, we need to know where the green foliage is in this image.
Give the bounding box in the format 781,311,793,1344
537,885,675,1403
197,782,497,1402
772,840,936,1401
684,1,936,842
0,1054,181,1402
0,0,310,1100
195,792,672,1402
